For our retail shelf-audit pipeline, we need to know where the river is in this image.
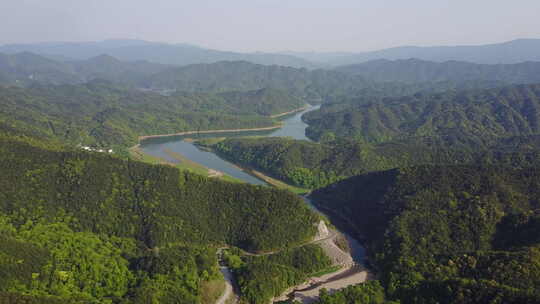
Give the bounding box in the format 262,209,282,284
139,105,367,301
139,106,319,185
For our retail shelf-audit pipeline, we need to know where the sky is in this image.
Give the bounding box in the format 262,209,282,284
1,0,540,53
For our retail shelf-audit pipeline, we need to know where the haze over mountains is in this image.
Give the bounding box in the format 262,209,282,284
319,38,540,65
4,32,540,303
1,38,540,69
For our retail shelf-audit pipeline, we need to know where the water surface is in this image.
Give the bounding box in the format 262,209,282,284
139,105,366,263
140,106,319,184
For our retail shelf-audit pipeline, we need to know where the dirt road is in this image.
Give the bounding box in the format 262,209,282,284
216,266,236,304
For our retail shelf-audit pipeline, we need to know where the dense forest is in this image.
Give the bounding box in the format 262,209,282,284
0,81,312,148
223,245,332,304
304,83,540,145
210,133,540,189
4,41,540,304
311,281,394,304
0,52,516,104
311,165,540,303
0,132,319,303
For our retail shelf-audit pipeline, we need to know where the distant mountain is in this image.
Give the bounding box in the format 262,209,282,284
290,39,540,65
279,51,353,64
0,52,78,85
0,39,317,68
71,54,169,83
0,52,170,86
138,60,391,101
335,58,540,84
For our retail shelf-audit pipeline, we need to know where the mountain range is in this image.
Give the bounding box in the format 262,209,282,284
335,58,540,84
0,39,316,68
299,38,540,65
2,38,540,68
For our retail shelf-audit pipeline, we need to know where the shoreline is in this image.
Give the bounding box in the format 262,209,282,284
270,105,309,118
138,124,283,141
129,105,373,303
138,105,311,142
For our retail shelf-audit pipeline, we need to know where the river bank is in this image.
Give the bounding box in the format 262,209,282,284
137,106,310,142
270,105,309,118
134,104,372,303
272,225,371,304
138,124,283,141
194,140,309,193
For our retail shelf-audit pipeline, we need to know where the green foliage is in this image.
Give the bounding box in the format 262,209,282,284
16,222,133,300
0,135,320,302
315,281,388,304
213,137,344,188
0,81,296,147
232,245,332,304
311,165,540,303
213,134,540,189
304,83,540,146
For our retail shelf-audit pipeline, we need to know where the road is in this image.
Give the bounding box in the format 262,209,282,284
215,266,236,304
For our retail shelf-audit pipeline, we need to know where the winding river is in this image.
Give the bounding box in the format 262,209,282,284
139,106,318,184
139,106,367,302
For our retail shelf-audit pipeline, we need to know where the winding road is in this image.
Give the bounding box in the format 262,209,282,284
216,266,236,304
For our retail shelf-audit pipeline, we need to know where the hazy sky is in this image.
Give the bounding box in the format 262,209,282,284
2,0,540,52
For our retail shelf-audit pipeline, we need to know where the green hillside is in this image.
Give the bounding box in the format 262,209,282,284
210,134,540,189
0,133,318,303
336,58,540,84
311,165,540,303
0,81,311,148
304,83,540,145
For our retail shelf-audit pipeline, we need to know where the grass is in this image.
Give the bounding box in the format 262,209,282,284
163,148,211,176
248,169,310,194
309,265,343,278
129,145,244,183
201,279,226,304
129,145,169,165
130,142,309,193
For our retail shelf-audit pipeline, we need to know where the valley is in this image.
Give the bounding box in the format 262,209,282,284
2,30,540,304
137,105,370,303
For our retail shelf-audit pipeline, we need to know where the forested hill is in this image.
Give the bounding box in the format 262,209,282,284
214,87,306,116
304,83,540,145
0,52,170,86
211,135,540,189
0,133,318,303
0,52,527,104
139,60,344,94
335,58,540,84
311,165,540,303
0,81,313,147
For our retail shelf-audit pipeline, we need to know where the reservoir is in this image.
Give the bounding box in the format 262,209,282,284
139,105,365,262
139,106,319,184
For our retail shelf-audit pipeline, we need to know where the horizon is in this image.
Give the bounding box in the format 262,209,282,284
2,0,540,53
1,37,539,55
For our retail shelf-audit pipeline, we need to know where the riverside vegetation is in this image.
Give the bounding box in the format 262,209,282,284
0,80,308,150
212,83,540,188
0,130,323,303
2,53,540,304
